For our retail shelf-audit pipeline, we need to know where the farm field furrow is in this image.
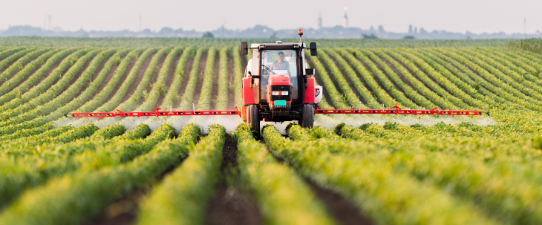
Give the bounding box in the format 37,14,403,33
2,38,542,225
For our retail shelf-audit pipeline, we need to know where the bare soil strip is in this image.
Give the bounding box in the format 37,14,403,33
26,53,71,91
305,179,373,225
385,53,448,94
326,52,368,105
156,51,181,106
191,51,208,107
305,57,335,108
100,58,137,108
362,54,403,92
173,56,195,108
11,52,60,90
120,52,156,104
143,52,167,105
205,134,263,225
319,54,348,101
260,138,371,225
81,141,191,225
374,55,414,91
352,53,387,92
0,50,48,86
227,52,236,109
71,53,112,99
210,53,220,110
0,52,25,74
431,51,498,93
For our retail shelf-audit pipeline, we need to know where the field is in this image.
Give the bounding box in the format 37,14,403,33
0,37,542,225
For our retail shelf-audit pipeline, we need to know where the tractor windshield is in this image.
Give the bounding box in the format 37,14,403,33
260,50,298,101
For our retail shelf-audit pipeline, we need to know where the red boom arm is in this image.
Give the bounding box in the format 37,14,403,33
71,104,486,119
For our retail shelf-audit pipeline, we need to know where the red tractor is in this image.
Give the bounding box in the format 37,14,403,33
240,30,320,136
71,29,486,136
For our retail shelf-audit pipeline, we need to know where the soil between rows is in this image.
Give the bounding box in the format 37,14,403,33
205,134,262,225
260,136,371,225
174,55,195,109
227,51,236,109
157,51,181,107
191,51,209,109
119,52,156,105
319,52,350,107
70,52,112,99
325,50,368,105
305,56,335,108
0,49,47,86
351,51,387,93
11,50,65,91
373,54,413,92
27,51,73,91
210,52,220,110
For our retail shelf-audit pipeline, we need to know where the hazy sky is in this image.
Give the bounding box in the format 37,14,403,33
1,0,540,34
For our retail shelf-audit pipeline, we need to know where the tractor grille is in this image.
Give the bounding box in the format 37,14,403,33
271,85,291,101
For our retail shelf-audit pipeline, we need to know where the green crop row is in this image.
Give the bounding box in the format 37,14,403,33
409,49,489,108
0,48,77,106
136,124,223,225
0,48,87,111
178,48,205,110
161,47,194,109
0,49,116,127
0,47,36,72
319,49,367,108
0,123,195,225
377,49,460,109
458,48,542,101
354,49,426,109
234,124,336,225
195,47,216,110
397,49,480,108
0,48,51,85
306,50,350,109
421,48,512,106
233,46,243,107
263,125,497,225
0,49,59,96
326,49,381,108
435,48,542,110
0,48,101,122
215,46,230,110
0,123,169,209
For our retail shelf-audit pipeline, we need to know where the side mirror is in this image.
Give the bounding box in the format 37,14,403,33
309,42,317,56
305,68,315,75
241,42,248,55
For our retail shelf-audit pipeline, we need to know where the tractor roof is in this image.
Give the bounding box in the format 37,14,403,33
250,42,307,50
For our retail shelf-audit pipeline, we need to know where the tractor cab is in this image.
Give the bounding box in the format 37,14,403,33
240,30,322,136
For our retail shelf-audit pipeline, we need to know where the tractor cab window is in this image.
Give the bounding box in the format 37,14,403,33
260,50,298,100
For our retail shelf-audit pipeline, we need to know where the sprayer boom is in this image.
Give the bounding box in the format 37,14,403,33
315,104,487,116
71,104,487,120
71,105,241,119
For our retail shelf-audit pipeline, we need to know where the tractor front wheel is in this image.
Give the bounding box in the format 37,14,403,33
246,105,260,138
300,104,314,128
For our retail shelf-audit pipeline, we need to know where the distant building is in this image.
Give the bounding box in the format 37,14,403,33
343,7,348,28
317,13,322,30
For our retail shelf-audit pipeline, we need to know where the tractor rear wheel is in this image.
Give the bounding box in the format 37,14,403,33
300,104,314,128
246,105,260,138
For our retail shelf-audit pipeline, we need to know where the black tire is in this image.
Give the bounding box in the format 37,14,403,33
300,104,314,128
246,105,260,138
